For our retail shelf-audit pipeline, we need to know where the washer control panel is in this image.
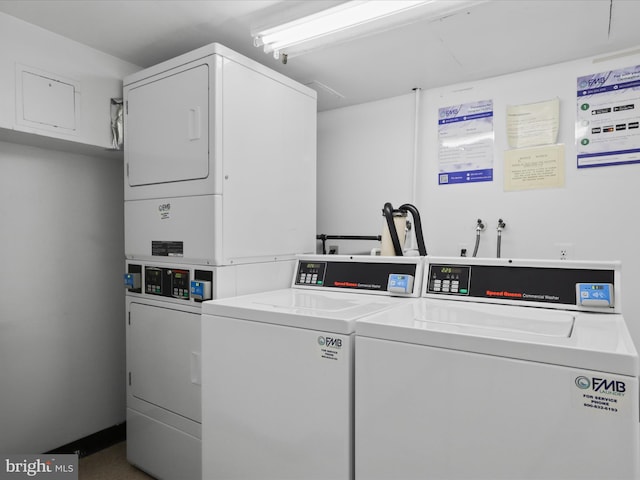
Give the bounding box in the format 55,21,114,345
427,265,471,295
425,259,617,311
296,261,327,286
293,257,422,295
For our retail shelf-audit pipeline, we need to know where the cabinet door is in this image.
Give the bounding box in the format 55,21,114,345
126,64,209,187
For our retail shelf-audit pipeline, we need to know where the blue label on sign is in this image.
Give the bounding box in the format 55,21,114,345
439,168,493,185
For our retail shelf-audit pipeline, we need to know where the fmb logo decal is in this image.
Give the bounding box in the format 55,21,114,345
317,336,342,349
575,375,626,394
158,203,171,220
575,376,591,389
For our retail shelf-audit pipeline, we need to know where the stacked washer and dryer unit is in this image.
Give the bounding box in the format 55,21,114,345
122,43,317,480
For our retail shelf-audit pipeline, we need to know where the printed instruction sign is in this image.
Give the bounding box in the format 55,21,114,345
507,98,559,148
576,65,640,168
504,144,565,191
438,100,494,185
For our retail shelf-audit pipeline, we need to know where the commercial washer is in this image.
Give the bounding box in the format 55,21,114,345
201,254,424,480
355,256,639,480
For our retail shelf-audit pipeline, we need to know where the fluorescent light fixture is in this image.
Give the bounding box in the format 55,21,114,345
253,0,485,61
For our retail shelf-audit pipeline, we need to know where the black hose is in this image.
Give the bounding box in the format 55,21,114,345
382,202,404,256
496,219,505,258
399,203,427,256
316,234,382,254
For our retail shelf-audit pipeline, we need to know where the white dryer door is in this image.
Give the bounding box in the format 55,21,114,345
126,64,209,187
129,302,201,422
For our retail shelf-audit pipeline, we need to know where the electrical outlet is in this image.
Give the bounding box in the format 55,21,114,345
458,243,469,257
556,243,573,260
328,245,339,255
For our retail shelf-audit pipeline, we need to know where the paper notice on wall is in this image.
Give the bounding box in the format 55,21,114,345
507,98,559,149
504,144,565,191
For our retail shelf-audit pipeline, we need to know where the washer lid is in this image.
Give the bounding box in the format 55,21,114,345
415,303,575,338
356,299,639,376
202,288,409,334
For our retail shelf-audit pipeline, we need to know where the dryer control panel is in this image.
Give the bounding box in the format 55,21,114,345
124,263,213,302
145,266,190,299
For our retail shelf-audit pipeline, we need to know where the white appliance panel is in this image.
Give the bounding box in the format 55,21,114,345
221,58,316,262
215,259,296,298
127,409,200,480
125,195,220,264
129,302,201,422
202,315,352,480
355,336,640,480
126,63,210,187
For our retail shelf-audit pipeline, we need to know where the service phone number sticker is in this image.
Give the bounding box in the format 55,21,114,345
317,335,342,361
573,373,631,415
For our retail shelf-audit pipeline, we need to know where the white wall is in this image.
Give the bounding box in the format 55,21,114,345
0,13,139,453
318,45,640,346
0,141,126,453
317,93,417,254
0,12,139,149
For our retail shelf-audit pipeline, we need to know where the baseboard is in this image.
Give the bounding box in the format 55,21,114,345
45,422,126,458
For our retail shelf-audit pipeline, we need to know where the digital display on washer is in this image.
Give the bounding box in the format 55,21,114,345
295,262,328,286
427,264,471,295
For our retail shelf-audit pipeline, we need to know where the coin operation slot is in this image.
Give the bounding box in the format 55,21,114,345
576,283,614,308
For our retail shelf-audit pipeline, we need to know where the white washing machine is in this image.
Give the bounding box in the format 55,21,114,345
355,256,639,480
201,254,424,480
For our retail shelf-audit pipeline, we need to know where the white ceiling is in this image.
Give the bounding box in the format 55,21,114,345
1,0,640,111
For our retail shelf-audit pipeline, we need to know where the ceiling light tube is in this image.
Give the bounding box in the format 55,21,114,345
253,0,485,60
254,1,429,59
